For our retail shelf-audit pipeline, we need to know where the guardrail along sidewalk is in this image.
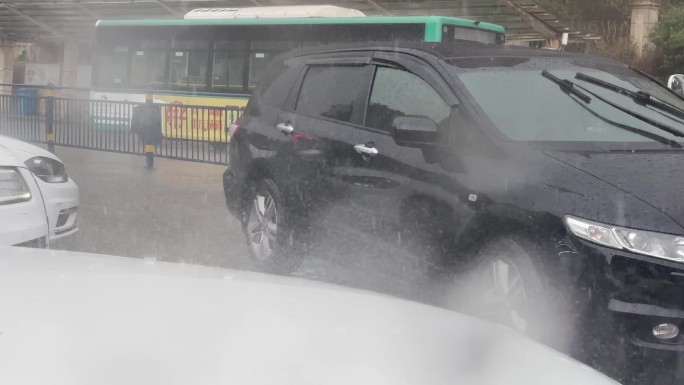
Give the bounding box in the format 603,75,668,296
0,85,243,165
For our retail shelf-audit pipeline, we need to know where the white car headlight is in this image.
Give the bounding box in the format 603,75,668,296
24,156,68,183
0,167,32,205
566,216,684,263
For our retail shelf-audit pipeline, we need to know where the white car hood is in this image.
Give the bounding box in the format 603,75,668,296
0,248,618,385
0,144,23,167
0,135,61,163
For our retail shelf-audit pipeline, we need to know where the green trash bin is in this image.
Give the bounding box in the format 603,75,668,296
17,88,38,116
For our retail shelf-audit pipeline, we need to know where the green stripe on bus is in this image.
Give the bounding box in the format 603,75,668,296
96,16,505,34
94,88,251,99
91,116,129,131
424,21,442,42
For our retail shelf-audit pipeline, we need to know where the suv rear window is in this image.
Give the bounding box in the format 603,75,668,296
295,65,369,123
257,60,301,108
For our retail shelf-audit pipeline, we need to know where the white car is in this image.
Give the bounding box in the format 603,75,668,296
0,247,619,385
0,135,79,246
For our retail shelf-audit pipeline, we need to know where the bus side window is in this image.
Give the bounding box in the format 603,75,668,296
248,40,297,90
213,51,246,90
96,45,128,87
249,52,276,90
212,40,247,92
442,25,498,45
131,40,167,88
169,40,209,91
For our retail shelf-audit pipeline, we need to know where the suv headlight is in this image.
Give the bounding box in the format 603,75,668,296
24,156,68,183
566,216,684,263
0,167,32,205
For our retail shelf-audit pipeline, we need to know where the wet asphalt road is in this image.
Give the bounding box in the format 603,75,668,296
50,146,439,303
50,147,247,268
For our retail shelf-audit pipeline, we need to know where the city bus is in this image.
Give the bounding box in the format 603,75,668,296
91,6,505,140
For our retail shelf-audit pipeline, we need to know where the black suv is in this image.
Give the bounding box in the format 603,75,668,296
224,41,684,382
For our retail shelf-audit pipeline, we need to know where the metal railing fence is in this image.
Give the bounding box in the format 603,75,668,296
0,86,244,165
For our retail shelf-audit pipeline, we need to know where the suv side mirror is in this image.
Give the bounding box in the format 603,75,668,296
667,74,684,96
392,116,439,145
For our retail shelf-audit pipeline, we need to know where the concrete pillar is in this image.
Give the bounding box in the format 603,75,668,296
630,0,660,57
0,42,14,95
60,40,79,88
545,38,562,50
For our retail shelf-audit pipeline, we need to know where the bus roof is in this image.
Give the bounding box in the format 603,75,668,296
184,6,366,19
95,16,505,34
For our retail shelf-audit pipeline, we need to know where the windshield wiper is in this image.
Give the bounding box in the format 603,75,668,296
573,82,684,139
571,96,682,149
575,72,684,121
541,70,591,103
630,66,684,103
540,70,681,148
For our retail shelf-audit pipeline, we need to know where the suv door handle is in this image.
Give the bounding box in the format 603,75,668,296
276,122,294,135
354,143,379,157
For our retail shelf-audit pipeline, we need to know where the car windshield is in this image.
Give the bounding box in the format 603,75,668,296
450,57,684,148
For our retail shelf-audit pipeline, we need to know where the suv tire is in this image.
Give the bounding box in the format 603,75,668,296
443,236,576,352
244,178,300,274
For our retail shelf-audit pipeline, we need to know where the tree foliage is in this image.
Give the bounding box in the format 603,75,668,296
536,0,684,22
534,0,684,74
534,0,631,22
652,6,684,73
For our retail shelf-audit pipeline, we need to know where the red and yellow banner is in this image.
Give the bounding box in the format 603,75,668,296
90,91,248,142
155,95,247,142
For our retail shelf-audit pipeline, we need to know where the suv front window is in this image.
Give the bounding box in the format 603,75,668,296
450,57,684,148
365,67,451,132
